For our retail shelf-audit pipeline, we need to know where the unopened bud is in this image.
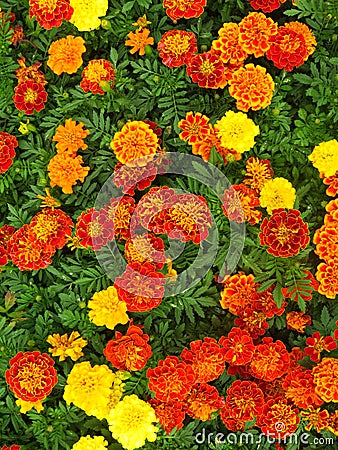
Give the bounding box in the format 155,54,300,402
101,19,112,30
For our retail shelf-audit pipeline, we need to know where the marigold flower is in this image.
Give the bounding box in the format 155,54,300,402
108,395,158,450
1,446,21,450
80,59,115,95
220,272,259,315
258,398,299,438
312,357,338,402
222,184,262,225
47,331,87,361
316,260,338,299
11,24,25,46
30,208,74,249
228,63,274,111
186,52,225,89
134,186,176,230
212,23,248,65
15,56,47,86
88,286,129,330
47,153,89,194
186,383,225,421
69,0,108,31
314,223,338,263
104,320,152,371
327,410,338,436
300,407,330,433
37,188,61,209
99,196,136,241
286,311,311,333
284,21,316,60
321,171,338,197
163,0,207,21
250,337,290,381
47,36,86,76
5,351,57,402
304,331,337,363
234,307,269,338
71,436,108,450
149,399,185,434
282,369,324,409
253,286,286,318
308,139,338,178
0,225,16,266
224,380,265,422
239,13,277,57
243,157,274,194
181,337,227,383
16,397,44,413
256,378,286,403
191,128,241,163
220,408,247,432
178,111,212,145
13,80,47,115
125,28,154,56
219,327,254,366
0,131,18,174
132,14,151,31
110,120,159,164
52,118,90,156
113,158,157,195
259,177,296,214
158,29,197,68
124,233,166,269
248,0,287,12
75,208,111,249
29,0,73,29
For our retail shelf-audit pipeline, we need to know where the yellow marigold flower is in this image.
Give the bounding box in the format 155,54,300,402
132,14,151,31
214,110,259,153
125,28,154,56
259,177,296,214
64,361,115,417
47,153,90,194
71,435,108,450
47,331,88,361
308,139,338,178
87,286,129,330
19,121,29,134
37,187,61,209
47,36,86,76
69,0,108,31
108,394,158,450
16,398,44,413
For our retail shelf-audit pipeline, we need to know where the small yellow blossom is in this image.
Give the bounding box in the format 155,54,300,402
259,177,296,214
37,187,61,209
67,235,85,250
132,14,151,31
71,435,108,450
87,286,129,330
47,331,87,362
19,121,29,134
16,398,44,413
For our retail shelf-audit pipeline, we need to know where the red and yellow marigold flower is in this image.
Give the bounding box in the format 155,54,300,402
282,369,324,409
286,311,311,333
321,171,338,197
314,222,338,263
253,286,286,318
135,186,177,230
125,28,154,56
13,80,47,115
30,208,73,249
316,260,338,299
224,380,265,422
178,111,212,144
258,398,299,438
191,128,242,164
222,184,262,226
0,131,18,174
52,118,90,156
99,196,136,241
104,320,152,371
284,21,316,60
75,208,113,250
180,337,227,383
219,327,254,366
228,63,274,111
15,57,47,86
29,0,73,29
163,0,207,21
158,29,197,68
244,157,274,194
0,225,16,266
312,358,338,402
212,23,248,65
186,52,225,89
304,331,337,363
248,0,286,13
80,59,115,95
113,159,157,195
47,153,90,194
147,355,196,402
234,307,269,338
327,410,338,436
239,12,278,57
88,286,129,330
47,331,87,362
220,272,259,315
47,36,86,76
5,351,57,402
259,208,310,258
250,337,290,381
326,198,338,221
256,378,286,403
124,233,166,269
186,383,225,421
300,407,330,433
149,399,185,434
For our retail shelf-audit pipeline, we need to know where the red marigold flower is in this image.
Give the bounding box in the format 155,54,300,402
300,406,330,433
248,0,287,13
257,378,286,403
13,80,47,115
1,445,21,450
163,0,207,21
186,52,225,89
287,346,306,374
243,156,274,194
5,351,57,402
158,30,197,68
29,0,73,29
282,269,319,302
80,59,115,95
282,369,324,409
316,260,338,299
234,307,269,338
75,208,113,250
250,337,290,381
321,171,338,197
266,26,308,72
30,208,73,250
284,21,316,60
258,398,299,438
222,183,262,226
181,337,227,383
104,320,152,371
239,12,278,57
113,159,157,195
286,311,312,333
253,286,286,318
220,272,259,315
115,262,165,312
259,208,310,258
228,63,274,111
149,399,185,434
178,111,212,144
212,23,248,65
227,361,252,379
0,225,16,266
304,331,337,363
0,131,18,174
15,56,47,86
147,355,196,402
224,380,265,422
219,327,254,365
312,357,338,402
124,233,166,269
99,196,136,241
186,383,225,421
7,224,55,271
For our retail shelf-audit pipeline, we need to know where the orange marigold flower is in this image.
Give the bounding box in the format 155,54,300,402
186,52,225,89
29,0,73,29
178,111,212,144
11,25,25,46
224,380,265,422
312,357,338,402
47,153,90,194
325,198,338,221
239,12,278,57
186,383,225,421
259,208,310,258
15,56,47,86
0,131,18,174
115,262,165,312
80,59,115,95
220,409,247,432
300,407,330,433
52,118,90,156
250,337,290,381
258,398,299,438
212,23,248,65
321,170,338,197
30,208,74,249
243,157,274,194
163,0,207,21
104,320,152,371
5,351,57,402
158,29,197,68
99,196,136,241
284,21,316,60
124,233,166,269
75,208,113,250
13,80,47,115
47,35,86,76
282,369,324,409
248,0,287,12
180,337,227,383
220,272,259,315
0,225,16,267
125,28,154,56
149,399,185,434
228,63,274,111
110,120,159,164
222,183,262,226
147,355,196,402
234,307,269,338
304,331,337,363
282,269,319,303
316,260,338,299
219,327,254,366
286,311,312,333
